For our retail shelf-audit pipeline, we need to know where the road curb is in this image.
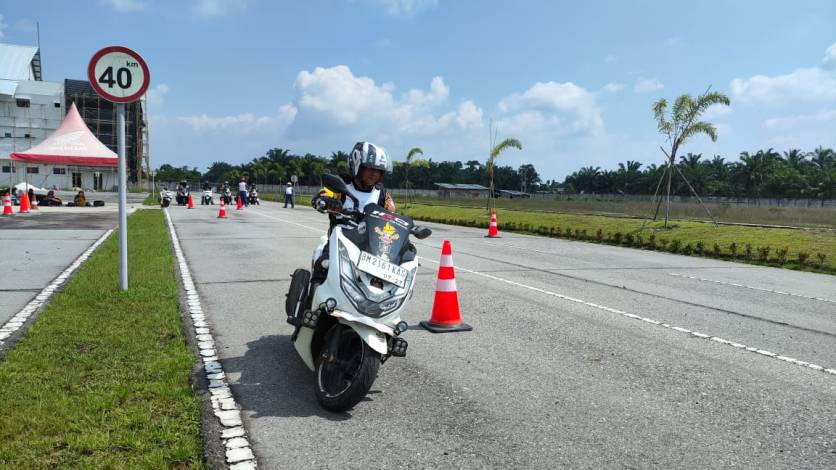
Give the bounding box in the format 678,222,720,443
0,229,113,356
164,208,258,469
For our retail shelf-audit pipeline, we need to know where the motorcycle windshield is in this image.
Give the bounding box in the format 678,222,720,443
361,204,413,264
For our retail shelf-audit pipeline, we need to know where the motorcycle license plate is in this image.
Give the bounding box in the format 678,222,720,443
357,251,408,288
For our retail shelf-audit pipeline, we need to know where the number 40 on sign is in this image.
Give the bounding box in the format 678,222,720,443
88,46,150,103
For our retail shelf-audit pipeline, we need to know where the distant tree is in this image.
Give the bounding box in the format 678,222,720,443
487,137,522,209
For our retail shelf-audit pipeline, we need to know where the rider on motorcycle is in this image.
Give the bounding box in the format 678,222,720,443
310,142,398,282
312,141,396,222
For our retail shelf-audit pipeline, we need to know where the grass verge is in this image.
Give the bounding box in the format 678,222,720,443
400,203,836,275
0,209,205,468
143,192,157,205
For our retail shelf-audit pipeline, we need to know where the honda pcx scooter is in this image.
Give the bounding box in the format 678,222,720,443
285,174,431,412
201,189,214,205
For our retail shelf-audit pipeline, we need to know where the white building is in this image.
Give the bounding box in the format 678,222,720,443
0,43,122,192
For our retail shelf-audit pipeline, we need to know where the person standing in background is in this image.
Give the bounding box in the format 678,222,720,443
238,176,249,207
284,182,294,208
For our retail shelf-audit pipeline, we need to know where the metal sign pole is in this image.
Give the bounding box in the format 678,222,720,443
117,103,128,291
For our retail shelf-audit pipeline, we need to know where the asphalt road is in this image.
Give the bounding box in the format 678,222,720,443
167,201,836,469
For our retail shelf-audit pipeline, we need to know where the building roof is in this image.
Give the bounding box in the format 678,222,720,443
498,190,530,196
64,79,97,96
10,102,117,167
434,183,490,190
0,43,41,81
12,79,63,97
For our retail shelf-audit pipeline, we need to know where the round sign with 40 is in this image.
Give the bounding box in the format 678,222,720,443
88,46,150,103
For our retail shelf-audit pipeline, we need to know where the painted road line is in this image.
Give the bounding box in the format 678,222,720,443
418,255,836,377
250,209,836,377
668,272,836,304
0,229,113,347
164,209,258,469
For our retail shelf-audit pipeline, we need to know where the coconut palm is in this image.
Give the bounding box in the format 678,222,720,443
652,89,730,226
487,137,522,209
404,147,423,206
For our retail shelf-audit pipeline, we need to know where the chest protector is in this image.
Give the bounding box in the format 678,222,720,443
342,183,382,212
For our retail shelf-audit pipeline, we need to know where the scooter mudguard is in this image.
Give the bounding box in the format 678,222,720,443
337,319,389,356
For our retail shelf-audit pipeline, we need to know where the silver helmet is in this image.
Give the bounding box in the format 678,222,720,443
348,142,392,179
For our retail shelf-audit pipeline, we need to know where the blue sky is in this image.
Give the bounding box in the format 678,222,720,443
2,0,834,180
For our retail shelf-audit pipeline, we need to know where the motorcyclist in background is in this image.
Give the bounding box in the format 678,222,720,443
310,141,397,282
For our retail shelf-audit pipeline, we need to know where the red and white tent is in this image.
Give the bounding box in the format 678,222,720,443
10,102,117,167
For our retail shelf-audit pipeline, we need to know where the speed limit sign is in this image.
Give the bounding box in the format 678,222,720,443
88,46,150,103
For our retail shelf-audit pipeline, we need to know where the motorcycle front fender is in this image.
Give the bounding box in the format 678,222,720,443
337,319,389,356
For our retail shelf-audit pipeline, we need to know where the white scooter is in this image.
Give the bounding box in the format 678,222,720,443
285,174,432,412
201,189,214,205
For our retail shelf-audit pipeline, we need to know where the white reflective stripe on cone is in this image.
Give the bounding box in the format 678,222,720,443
440,254,454,267
436,278,457,292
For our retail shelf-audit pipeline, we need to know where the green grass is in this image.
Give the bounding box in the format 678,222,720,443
0,210,205,468
142,192,157,205
408,195,836,229
258,191,313,203
400,203,836,275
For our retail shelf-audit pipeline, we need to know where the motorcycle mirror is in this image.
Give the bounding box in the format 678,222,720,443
411,225,432,240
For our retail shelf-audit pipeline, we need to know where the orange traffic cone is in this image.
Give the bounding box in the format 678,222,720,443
486,209,499,237
2,193,12,216
18,192,30,213
236,195,243,210
420,240,472,333
217,198,228,218
187,194,194,209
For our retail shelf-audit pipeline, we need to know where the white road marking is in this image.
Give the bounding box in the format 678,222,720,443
419,255,836,378
668,272,836,304
0,229,113,346
164,209,257,467
248,207,836,377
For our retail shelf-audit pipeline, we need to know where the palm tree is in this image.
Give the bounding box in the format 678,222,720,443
487,137,522,210
404,147,423,205
652,89,730,226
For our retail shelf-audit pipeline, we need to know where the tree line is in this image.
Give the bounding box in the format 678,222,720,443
153,145,835,200
563,147,835,200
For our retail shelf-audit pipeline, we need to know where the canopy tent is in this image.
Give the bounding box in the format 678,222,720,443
10,102,117,167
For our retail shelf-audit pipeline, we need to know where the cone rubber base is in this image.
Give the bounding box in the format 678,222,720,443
485,235,501,238
420,320,473,333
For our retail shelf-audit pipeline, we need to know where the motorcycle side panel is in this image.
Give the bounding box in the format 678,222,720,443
293,326,316,371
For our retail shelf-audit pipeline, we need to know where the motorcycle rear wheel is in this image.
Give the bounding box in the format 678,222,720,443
315,324,380,412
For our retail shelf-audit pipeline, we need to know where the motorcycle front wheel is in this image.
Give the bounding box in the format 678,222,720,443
315,324,380,412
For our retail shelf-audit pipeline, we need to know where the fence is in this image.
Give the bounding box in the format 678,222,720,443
531,192,836,208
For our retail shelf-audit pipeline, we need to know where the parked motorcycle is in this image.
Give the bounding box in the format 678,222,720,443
285,174,432,412
201,189,214,205
160,189,173,208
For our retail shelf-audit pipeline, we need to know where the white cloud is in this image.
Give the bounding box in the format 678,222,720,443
762,110,836,131
373,0,439,16
178,104,297,133
731,43,836,105
98,0,147,12
192,0,251,18
496,81,603,136
603,82,626,93
604,54,618,65
701,103,732,120
0,15,8,37
633,77,664,93
146,83,169,107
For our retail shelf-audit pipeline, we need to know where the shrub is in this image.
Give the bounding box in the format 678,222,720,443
682,243,693,255
595,228,604,242
669,239,682,253
555,226,562,237
816,252,827,266
712,243,722,257
612,232,623,244
579,229,588,240
565,227,573,238
636,234,644,247
624,233,634,245
729,242,738,259
776,246,789,264
757,246,771,262
797,251,810,266
695,241,705,256
744,243,753,261
648,233,656,248
658,238,669,250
